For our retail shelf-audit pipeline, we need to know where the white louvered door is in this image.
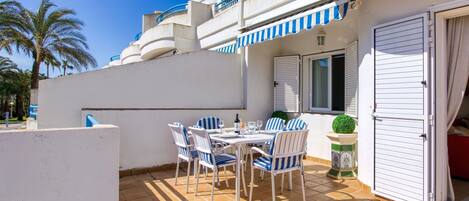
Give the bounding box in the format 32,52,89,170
373,14,430,201
274,55,300,112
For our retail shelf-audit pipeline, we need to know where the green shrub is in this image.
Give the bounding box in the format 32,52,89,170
332,115,356,134
271,111,288,122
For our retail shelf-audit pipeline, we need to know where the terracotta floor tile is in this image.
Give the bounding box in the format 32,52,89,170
120,161,380,201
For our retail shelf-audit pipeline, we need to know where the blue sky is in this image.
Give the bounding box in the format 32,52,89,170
3,0,186,77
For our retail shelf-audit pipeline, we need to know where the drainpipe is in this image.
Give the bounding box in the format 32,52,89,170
239,0,247,109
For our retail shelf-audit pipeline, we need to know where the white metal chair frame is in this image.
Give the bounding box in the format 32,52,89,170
168,123,198,193
249,130,309,201
189,127,247,201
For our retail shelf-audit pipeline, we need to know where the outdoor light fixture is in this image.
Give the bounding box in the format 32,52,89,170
317,27,326,51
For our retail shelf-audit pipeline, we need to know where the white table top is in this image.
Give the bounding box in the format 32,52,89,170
210,133,274,145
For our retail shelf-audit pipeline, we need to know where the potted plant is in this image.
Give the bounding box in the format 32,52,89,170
327,114,357,179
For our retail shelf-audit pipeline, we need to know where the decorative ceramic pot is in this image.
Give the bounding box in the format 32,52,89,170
326,132,358,179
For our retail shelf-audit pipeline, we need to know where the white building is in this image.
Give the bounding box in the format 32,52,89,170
35,0,469,200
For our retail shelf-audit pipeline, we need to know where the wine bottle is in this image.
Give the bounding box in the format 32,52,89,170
234,114,240,134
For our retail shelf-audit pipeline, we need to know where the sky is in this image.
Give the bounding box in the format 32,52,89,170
3,0,187,77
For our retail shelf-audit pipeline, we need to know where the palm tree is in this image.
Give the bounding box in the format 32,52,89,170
0,56,18,73
2,0,96,101
61,60,74,76
0,0,22,53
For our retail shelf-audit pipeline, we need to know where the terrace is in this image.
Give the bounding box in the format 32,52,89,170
119,160,384,201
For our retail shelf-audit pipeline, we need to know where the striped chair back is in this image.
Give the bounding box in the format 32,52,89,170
196,116,221,129
189,127,215,165
285,118,308,130
269,130,309,171
169,123,192,158
265,117,285,131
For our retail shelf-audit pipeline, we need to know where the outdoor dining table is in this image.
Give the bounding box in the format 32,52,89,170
209,131,274,201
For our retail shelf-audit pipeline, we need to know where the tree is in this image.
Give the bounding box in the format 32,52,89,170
0,0,23,53
2,0,96,99
0,56,18,73
61,60,74,76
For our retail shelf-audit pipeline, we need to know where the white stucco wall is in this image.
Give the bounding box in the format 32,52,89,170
0,125,119,201
38,51,242,170
245,8,358,161
38,51,241,129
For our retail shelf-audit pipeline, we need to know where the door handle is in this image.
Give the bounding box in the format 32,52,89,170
419,134,427,140
274,81,279,87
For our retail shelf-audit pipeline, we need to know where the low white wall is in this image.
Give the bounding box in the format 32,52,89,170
0,125,120,201
82,109,244,170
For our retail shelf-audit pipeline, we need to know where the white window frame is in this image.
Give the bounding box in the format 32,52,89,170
305,50,345,112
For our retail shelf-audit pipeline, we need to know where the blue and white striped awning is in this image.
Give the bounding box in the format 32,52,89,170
236,0,349,48
214,42,237,54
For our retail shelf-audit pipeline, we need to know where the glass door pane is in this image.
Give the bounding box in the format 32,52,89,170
311,58,329,109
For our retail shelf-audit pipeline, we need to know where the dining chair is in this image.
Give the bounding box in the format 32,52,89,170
196,116,221,129
189,126,247,201
249,130,309,201
265,117,286,131
285,118,308,130
168,122,198,193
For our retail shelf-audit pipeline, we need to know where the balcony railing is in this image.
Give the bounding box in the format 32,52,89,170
214,0,238,13
156,3,188,25
134,32,142,41
110,55,120,62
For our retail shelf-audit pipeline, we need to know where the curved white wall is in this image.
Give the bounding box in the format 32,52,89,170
121,43,143,65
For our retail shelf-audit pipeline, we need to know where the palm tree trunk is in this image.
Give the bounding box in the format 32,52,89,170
63,66,66,76
31,60,40,90
16,94,24,121
47,66,49,78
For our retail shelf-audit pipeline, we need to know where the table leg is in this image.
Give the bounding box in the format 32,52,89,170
235,144,241,201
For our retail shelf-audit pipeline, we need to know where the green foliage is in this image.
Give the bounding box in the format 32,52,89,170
271,111,288,122
0,0,97,89
332,115,356,134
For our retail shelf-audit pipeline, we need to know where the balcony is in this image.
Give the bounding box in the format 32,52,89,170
121,42,143,65
214,0,239,14
156,3,189,25
139,23,196,60
108,55,121,66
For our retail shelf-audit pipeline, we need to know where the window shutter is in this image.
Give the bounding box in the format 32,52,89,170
345,41,358,117
274,55,300,112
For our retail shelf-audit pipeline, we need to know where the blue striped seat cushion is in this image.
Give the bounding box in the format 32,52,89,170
199,153,236,166
253,155,301,171
178,147,198,159
196,116,221,129
285,119,307,131
265,118,285,131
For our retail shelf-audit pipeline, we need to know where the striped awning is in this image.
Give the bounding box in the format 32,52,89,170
214,42,237,54
236,0,349,48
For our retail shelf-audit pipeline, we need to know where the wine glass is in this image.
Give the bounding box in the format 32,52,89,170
218,120,224,133
248,121,256,134
256,120,263,132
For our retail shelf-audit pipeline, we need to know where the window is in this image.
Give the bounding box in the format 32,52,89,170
308,53,345,112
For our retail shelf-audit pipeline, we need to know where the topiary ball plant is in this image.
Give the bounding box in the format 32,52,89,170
271,111,288,122
332,115,356,134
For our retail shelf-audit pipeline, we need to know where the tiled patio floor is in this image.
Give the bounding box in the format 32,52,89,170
120,160,387,201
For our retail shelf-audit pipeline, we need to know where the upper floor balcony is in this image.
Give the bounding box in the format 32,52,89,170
121,41,143,65
197,0,324,49
109,1,212,63
108,55,121,66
